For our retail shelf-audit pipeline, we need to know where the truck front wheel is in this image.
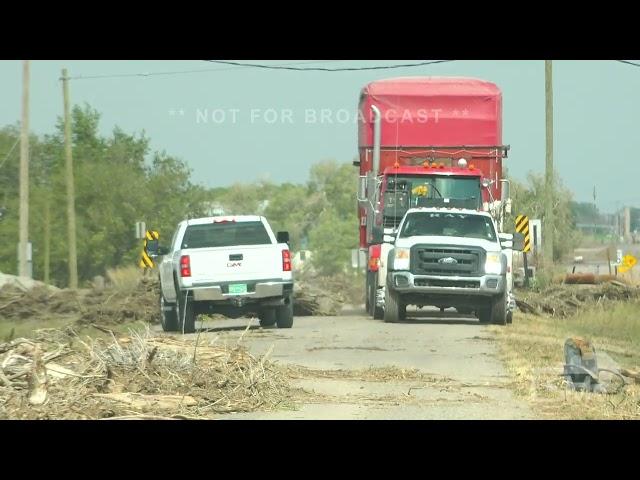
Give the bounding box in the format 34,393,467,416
177,291,197,334
384,287,405,323
491,292,508,325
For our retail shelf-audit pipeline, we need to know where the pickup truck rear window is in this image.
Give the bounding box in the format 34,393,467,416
181,221,272,249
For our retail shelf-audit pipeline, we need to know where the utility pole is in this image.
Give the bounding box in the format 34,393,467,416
62,68,78,289
18,60,30,278
544,60,554,266
43,191,51,285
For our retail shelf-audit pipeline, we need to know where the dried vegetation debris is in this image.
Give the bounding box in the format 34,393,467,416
516,281,640,318
0,326,294,419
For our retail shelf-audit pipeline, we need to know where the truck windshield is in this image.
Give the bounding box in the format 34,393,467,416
383,176,481,227
386,176,480,205
400,212,497,241
181,221,272,249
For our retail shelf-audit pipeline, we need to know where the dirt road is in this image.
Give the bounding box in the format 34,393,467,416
156,307,534,419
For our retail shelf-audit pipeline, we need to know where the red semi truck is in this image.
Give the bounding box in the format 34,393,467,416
355,77,512,318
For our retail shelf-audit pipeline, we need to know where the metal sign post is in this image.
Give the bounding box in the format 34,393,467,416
135,221,146,240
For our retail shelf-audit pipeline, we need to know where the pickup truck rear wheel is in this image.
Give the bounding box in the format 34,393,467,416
177,291,197,334
259,308,277,327
275,295,294,328
160,294,178,332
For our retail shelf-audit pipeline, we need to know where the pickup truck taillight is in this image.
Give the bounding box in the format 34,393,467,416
180,255,191,277
282,250,291,272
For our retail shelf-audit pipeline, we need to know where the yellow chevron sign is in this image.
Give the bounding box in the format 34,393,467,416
515,215,531,253
139,230,159,268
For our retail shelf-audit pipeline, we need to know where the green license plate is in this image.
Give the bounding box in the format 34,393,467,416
228,283,247,294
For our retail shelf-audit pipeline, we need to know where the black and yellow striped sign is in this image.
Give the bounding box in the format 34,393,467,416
515,215,531,253
139,230,159,268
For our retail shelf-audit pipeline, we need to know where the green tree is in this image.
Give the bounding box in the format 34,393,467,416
507,171,579,261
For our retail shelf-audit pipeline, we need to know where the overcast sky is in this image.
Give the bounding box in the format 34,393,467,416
1,60,637,212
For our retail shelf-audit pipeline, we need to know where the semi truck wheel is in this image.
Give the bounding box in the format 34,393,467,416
384,287,401,323
160,294,178,332
372,273,384,319
491,293,507,325
177,291,197,334
258,308,277,327
275,295,294,328
366,272,373,314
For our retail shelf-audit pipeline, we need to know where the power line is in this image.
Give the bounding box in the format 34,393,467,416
65,60,350,80
616,60,640,68
203,60,455,71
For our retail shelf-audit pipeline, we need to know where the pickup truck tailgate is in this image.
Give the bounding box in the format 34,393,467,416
186,244,283,284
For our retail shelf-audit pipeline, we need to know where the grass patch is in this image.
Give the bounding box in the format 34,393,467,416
492,300,640,419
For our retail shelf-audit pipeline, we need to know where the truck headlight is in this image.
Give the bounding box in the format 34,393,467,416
485,253,504,275
393,248,411,271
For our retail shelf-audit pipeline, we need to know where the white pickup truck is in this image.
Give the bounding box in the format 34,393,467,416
153,215,294,333
383,207,523,325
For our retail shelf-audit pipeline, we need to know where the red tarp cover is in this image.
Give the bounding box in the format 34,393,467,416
358,77,502,148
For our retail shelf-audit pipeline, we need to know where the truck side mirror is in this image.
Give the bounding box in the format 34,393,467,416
277,231,290,244
512,232,525,252
156,245,170,256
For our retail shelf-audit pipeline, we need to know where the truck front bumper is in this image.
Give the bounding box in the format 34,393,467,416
388,271,506,297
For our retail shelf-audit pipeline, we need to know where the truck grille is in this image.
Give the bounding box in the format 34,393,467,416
411,245,484,276
414,278,480,289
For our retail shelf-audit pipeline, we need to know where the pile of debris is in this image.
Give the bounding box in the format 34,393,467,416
292,272,363,316
0,277,161,326
0,326,293,419
516,280,640,318
0,267,360,324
